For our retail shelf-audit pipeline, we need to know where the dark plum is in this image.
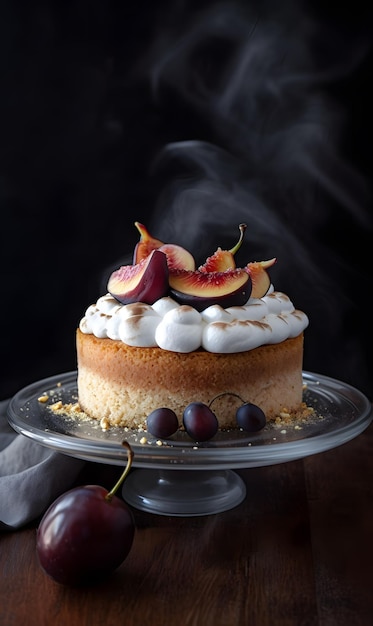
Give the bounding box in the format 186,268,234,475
183,402,218,441
236,403,266,432
36,442,135,586
146,408,179,438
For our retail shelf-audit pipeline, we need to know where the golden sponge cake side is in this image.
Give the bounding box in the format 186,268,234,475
76,328,304,430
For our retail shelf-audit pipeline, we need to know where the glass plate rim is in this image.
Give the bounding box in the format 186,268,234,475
6,370,372,469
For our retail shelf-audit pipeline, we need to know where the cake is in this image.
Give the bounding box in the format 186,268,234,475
76,223,309,436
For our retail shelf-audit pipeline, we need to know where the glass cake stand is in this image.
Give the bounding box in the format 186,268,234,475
7,371,372,516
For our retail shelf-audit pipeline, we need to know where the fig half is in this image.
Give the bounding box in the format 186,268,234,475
246,258,276,298
199,223,247,273
133,222,164,264
108,249,169,305
169,269,252,311
133,222,195,271
158,243,196,271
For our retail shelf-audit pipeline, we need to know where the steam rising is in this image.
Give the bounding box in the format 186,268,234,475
138,1,371,388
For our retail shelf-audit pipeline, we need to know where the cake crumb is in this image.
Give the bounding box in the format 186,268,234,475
46,394,322,449
100,417,110,431
273,402,316,427
49,401,88,419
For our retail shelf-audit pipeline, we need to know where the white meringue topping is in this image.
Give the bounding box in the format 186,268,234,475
79,288,309,353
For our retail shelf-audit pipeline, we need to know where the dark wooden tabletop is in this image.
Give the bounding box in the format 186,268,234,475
1,420,372,626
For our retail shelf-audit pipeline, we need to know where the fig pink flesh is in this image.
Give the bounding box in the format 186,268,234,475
169,269,249,297
159,243,195,271
133,222,164,264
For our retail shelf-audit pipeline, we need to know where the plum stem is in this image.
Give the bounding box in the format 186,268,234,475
208,392,246,409
105,442,134,502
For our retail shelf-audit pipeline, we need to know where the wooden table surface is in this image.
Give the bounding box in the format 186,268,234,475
1,420,372,626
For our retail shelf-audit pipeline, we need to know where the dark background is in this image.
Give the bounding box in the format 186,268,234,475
1,0,372,401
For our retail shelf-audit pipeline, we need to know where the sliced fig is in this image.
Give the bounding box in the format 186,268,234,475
133,222,164,264
169,269,252,311
158,243,196,271
133,222,196,271
108,249,169,305
199,223,247,273
246,258,276,298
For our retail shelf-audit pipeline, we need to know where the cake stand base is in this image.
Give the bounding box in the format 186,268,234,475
121,468,246,516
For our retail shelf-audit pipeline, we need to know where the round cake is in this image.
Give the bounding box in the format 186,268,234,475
77,328,305,430
76,222,309,436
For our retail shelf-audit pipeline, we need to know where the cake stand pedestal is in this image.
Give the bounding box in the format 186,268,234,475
121,468,246,516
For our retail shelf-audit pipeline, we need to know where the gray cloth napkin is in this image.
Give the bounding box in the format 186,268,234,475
0,399,85,531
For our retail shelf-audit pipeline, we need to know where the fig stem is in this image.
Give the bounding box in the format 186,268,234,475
105,441,134,502
229,223,247,255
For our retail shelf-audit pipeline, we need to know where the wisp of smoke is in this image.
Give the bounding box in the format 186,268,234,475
135,0,372,390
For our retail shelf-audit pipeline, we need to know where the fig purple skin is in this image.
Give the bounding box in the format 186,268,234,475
36,485,135,586
108,249,169,305
170,274,252,312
